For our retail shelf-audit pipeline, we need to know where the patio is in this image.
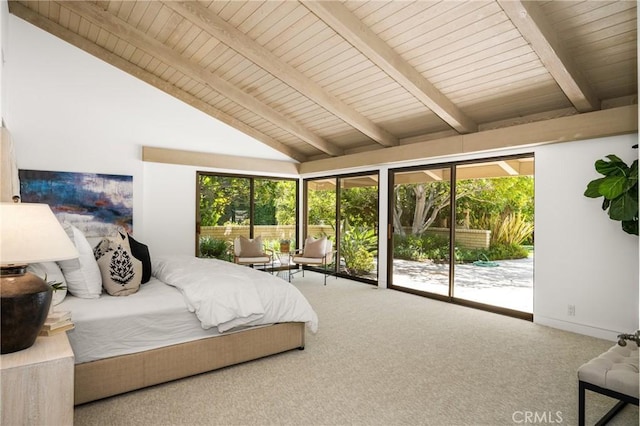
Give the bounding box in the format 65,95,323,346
275,253,534,314
392,257,534,313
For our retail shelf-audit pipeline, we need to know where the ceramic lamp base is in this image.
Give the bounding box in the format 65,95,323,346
0,267,53,354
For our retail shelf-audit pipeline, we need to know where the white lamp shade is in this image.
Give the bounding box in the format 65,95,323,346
0,203,79,265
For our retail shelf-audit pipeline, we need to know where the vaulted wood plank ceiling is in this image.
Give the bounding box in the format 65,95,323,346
9,1,638,165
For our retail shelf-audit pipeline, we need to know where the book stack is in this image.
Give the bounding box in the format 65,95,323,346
39,310,74,336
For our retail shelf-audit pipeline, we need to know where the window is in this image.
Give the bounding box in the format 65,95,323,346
197,172,298,263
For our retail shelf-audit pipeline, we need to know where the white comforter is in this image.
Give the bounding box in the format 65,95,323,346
152,255,318,333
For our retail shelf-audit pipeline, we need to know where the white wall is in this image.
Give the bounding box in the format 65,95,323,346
4,13,638,340
142,161,197,256
534,136,639,339
3,15,294,252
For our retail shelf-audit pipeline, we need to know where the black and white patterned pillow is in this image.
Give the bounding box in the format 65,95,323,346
94,235,142,296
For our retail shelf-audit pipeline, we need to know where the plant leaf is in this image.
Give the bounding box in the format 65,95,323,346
622,219,639,236
630,159,638,183
595,155,628,177
584,178,606,198
601,198,610,211
598,176,628,199
609,192,638,221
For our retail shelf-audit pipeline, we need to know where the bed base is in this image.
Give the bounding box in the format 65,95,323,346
74,322,305,405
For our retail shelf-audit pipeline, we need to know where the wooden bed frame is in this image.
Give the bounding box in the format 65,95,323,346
74,322,305,405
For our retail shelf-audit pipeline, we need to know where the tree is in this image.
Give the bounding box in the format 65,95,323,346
409,182,451,235
458,176,534,227
199,175,249,226
341,186,378,228
274,180,297,225
393,180,490,236
254,179,278,225
200,176,298,227
307,186,336,227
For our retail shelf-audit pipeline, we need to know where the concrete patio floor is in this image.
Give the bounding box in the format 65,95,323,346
392,257,534,313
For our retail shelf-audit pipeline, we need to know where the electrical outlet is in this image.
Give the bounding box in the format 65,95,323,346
568,304,576,316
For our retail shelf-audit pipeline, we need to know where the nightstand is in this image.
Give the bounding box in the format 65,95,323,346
1,333,74,425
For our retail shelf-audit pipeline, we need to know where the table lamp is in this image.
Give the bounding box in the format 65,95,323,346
0,203,79,354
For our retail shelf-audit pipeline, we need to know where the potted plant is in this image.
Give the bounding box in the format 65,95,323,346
584,151,638,235
44,274,67,307
279,239,290,253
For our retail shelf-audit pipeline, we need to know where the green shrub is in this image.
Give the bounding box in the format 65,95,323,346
455,244,527,262
393,235,420,260
199,237,230,260
485,243,529,260
493,213,533,246
454,247,484,263
345,247,375,276
393,233,449,262
340,221,377,275
477,213,533,246
394,233,529,263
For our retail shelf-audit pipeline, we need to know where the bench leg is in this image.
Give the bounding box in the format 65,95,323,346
595,401,628,426
579,381,586,426
579,380,639,426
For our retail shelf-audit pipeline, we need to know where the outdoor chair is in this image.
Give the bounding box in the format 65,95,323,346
233,236,273,270
290,236,336,285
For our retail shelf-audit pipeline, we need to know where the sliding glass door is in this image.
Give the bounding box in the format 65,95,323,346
453,160,534,313
306,177,337,251
390,167,452,297
389,155,534,319
339,174,379,280
305,172,379,284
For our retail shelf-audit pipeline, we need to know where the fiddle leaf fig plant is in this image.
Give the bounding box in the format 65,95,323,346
584,154,638,235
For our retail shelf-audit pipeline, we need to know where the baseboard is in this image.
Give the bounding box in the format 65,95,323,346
534,316,621,341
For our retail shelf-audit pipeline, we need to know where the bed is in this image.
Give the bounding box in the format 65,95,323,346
57,254,318,405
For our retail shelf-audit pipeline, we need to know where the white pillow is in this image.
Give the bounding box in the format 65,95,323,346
57,224,102,298
27,261,67,305
303,236,328,258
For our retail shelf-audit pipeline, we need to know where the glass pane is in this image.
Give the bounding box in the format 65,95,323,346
307,178,337,271
198,175,250,260
254,178,297,254
453,159,534,313
391,167,451,296
339,174,378,280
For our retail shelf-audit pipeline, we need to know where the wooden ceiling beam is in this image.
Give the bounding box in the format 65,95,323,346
302,0,478,134
163,1,398,149
8,1,307,163
498,0,600,112
423,170,443,181
52,1,343,157
142,147,300,175
300,105,637,174
497,161,519,176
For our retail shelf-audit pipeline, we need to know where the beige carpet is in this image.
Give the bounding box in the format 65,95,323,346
74,272,638,425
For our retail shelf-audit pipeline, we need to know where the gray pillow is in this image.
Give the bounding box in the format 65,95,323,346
239,236,264,257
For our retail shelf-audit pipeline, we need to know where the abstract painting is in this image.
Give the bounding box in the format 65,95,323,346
19,169,133,237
